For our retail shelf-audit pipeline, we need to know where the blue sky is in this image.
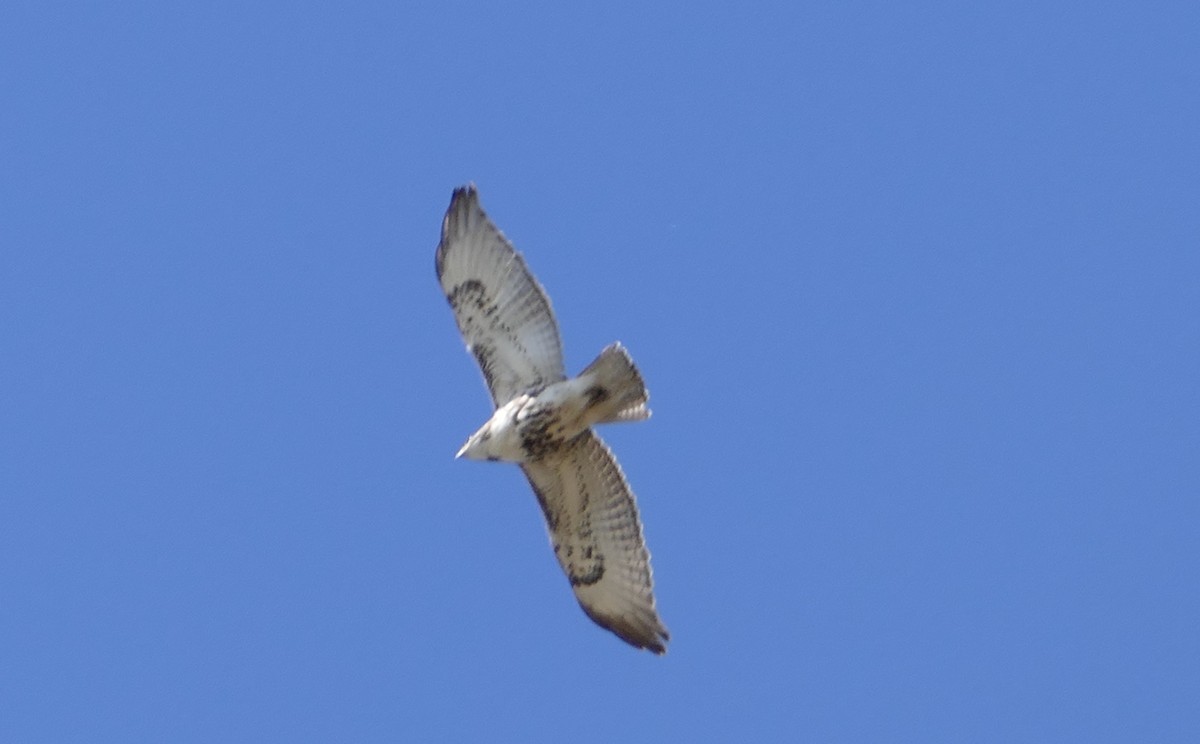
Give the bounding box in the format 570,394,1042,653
2,1,1197,741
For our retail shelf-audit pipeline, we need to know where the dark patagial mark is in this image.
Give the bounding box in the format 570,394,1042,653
522,468,560,531
469,341,499,390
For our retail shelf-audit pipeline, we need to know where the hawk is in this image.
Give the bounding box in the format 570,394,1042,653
435,185,669,654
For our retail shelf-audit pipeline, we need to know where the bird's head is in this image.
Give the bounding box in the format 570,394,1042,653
455,424,495,461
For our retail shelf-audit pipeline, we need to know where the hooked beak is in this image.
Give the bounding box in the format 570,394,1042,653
455,424,493,461
455,432,480,460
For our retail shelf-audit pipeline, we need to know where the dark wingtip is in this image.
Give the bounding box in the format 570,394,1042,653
450,182,478,206
646,625,670,655
444,184,481,231
436,184,482,279
579,602,670,656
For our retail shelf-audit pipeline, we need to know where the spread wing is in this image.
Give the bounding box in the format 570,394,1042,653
521,432,669,654
436,186,565,407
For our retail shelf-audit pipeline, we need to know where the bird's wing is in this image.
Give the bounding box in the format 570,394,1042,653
521,432,669,654
436,185,565,407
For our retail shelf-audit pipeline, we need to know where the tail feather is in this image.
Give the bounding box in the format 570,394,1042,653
580,343,651,424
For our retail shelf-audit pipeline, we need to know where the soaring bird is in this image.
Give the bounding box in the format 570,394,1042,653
436,185,669,654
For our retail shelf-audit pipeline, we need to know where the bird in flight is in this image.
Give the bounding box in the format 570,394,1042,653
435,185,669,654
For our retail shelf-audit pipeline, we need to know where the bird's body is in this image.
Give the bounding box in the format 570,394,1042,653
436,185,669,654
457,343,649,463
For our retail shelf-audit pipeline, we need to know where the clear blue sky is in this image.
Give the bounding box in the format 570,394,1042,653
3,2,1197,741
